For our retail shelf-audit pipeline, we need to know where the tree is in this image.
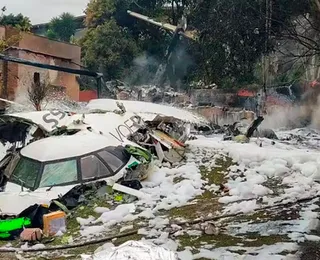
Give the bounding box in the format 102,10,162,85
184,0,313,88
81,19,140,80
46,13,77,42
0,13,31,31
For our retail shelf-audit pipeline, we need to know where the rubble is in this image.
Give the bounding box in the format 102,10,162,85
0,99,209,245
1,96,320,259
20,228,42,242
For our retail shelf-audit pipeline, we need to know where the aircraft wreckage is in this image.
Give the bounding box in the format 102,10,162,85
0,99,209,221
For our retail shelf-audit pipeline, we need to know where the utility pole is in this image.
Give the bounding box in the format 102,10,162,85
260,0,272,116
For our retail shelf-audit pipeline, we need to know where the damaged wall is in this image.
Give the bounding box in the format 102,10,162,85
190,89,236,106
192,106,255,125
0,26,81,103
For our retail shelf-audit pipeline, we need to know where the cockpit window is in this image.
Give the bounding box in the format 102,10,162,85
39,160,77,188
11,157,41,190
98,147,130,172
80,155,112,180
3,153,20,179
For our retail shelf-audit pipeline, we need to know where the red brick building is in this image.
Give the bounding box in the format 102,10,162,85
0,26,81,102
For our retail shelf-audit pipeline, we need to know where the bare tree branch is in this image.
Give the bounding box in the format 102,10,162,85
28,81,49,111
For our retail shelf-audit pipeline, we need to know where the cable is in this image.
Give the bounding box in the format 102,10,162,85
0,230,138,253
0,193,319,253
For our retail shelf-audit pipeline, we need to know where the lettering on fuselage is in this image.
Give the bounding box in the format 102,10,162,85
109,115,145,142
42,110,67,130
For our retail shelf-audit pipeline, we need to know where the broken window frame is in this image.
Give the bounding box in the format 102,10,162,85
10,157,41,190
7,146,133,191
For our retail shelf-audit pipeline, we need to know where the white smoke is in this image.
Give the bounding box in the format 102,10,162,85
123,52,161,86
261,93,320,130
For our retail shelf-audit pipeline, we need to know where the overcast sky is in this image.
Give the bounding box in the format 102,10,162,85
0,0,89,24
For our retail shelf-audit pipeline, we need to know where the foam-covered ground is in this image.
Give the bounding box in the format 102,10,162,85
79,129,320,259
2,123,320,259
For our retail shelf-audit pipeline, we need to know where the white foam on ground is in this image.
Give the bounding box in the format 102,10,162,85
79,163,204,237
193,242,299,260
187,136,320,208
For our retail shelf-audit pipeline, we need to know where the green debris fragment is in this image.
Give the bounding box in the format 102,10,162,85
0,217,31,239
53,200,71,214
125,145,152,163
114,194,123,202
233,135,249,143
61,235,73,244
128,161,139,169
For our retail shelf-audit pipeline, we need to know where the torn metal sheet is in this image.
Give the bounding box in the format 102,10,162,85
87,240,178,260
86,99,208,124
4,111,82,133
0,131,151,215
112,183,151,200
150,131,185,163
127,10,196,40
0,111,84,146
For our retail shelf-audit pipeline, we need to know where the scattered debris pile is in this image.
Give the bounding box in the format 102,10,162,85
222,116,278,142
0,99,210,245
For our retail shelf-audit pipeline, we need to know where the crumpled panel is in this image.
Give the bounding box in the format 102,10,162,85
91,240,178,260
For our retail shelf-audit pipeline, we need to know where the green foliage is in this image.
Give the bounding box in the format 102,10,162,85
0,13,31,31
81,0,319,88
46,12,77,42
45,29,58,40
81,19,140,80
81,0,170,81
189,0,267,87
85,0,116,28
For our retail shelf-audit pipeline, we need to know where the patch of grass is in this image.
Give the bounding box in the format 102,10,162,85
0,253,16,260
200,157,234,186
198,190,216,200
233,211,269,223
178,233,243,249
263,178,290,197
173,176,186,184
242,233,289,247
66,243,103,258
230,207,301,225
113,233,143,246
177,232,289,252
0,239,19,248
169,198,221,220
169,156,234,221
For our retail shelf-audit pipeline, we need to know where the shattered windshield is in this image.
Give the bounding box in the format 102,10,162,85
39,160,77,188
11,157,41,190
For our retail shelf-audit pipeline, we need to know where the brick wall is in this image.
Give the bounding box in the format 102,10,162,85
190,89,237,106
0,27,81,102
79,90,97,102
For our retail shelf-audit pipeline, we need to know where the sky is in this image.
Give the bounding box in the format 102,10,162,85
0,0,90,24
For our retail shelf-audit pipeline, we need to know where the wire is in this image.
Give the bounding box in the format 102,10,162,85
0,193,319,253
